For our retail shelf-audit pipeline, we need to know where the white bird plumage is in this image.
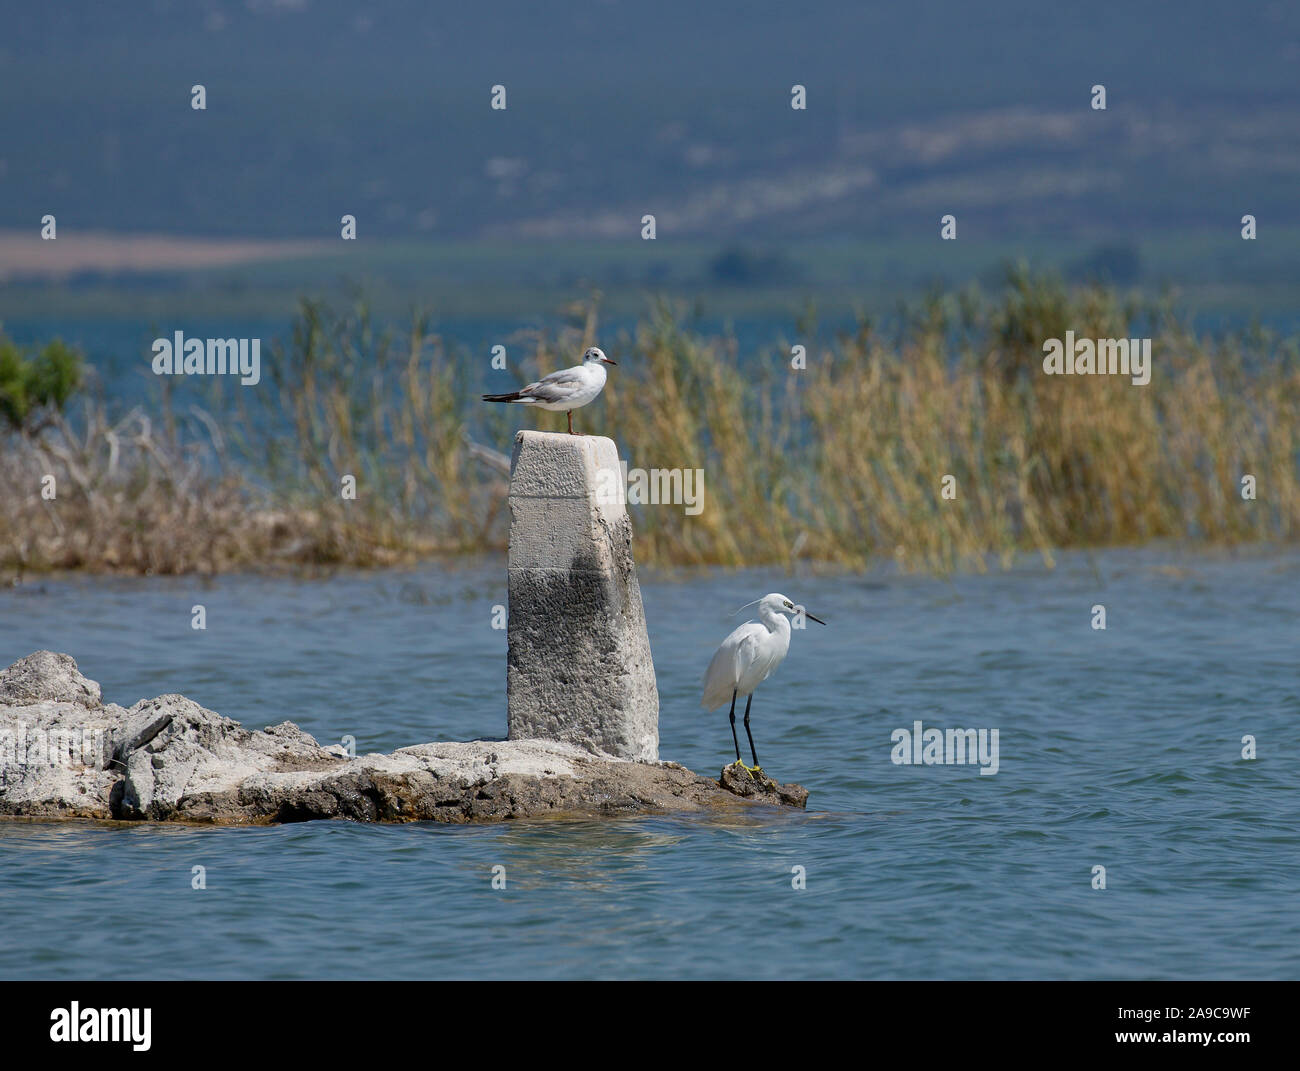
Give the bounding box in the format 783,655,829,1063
482,346,617,435
701,592,825,771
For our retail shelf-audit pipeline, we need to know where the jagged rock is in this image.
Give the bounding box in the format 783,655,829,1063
0,650,101,708
718,762,810,808
0,651,807,825
114,696,339,820
0,652,126,817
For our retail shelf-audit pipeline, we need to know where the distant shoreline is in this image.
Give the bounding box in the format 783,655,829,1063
0,231,330,282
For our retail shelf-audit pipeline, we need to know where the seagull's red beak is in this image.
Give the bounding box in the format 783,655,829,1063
600,356,617,365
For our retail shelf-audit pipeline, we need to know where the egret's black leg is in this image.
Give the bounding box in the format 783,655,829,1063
743,694,759,769
728,690,741,762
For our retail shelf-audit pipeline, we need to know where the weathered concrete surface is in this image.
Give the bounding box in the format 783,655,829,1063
0,652,806,826
506,430,659,762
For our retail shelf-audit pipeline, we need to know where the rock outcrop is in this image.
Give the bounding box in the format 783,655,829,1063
0,652,806,825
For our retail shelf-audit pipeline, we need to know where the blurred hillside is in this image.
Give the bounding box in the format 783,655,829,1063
2,0,1297,242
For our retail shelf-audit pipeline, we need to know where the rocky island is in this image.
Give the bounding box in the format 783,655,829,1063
0,434,808,826
0,650,807,825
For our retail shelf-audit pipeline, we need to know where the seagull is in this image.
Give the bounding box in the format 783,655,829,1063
701,593,826,773
482,346,617,435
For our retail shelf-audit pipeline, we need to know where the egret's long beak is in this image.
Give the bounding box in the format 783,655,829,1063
805,611,827,625
600,356,617,365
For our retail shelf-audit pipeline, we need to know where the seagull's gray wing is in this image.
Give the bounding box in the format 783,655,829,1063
520,366,585,403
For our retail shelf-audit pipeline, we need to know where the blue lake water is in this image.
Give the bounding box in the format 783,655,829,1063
1,547,1297,979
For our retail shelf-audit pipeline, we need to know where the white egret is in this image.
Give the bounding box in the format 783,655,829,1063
701,593,826,772
482,346,617,435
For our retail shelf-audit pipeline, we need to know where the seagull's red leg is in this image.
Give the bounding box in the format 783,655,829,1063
567,410,575,435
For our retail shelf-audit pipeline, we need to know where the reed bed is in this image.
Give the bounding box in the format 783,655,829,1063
2,273,1297,575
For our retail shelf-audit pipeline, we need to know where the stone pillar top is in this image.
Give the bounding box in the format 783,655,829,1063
508,431,624,510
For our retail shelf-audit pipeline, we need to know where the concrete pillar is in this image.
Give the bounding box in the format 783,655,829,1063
506,431,659,761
